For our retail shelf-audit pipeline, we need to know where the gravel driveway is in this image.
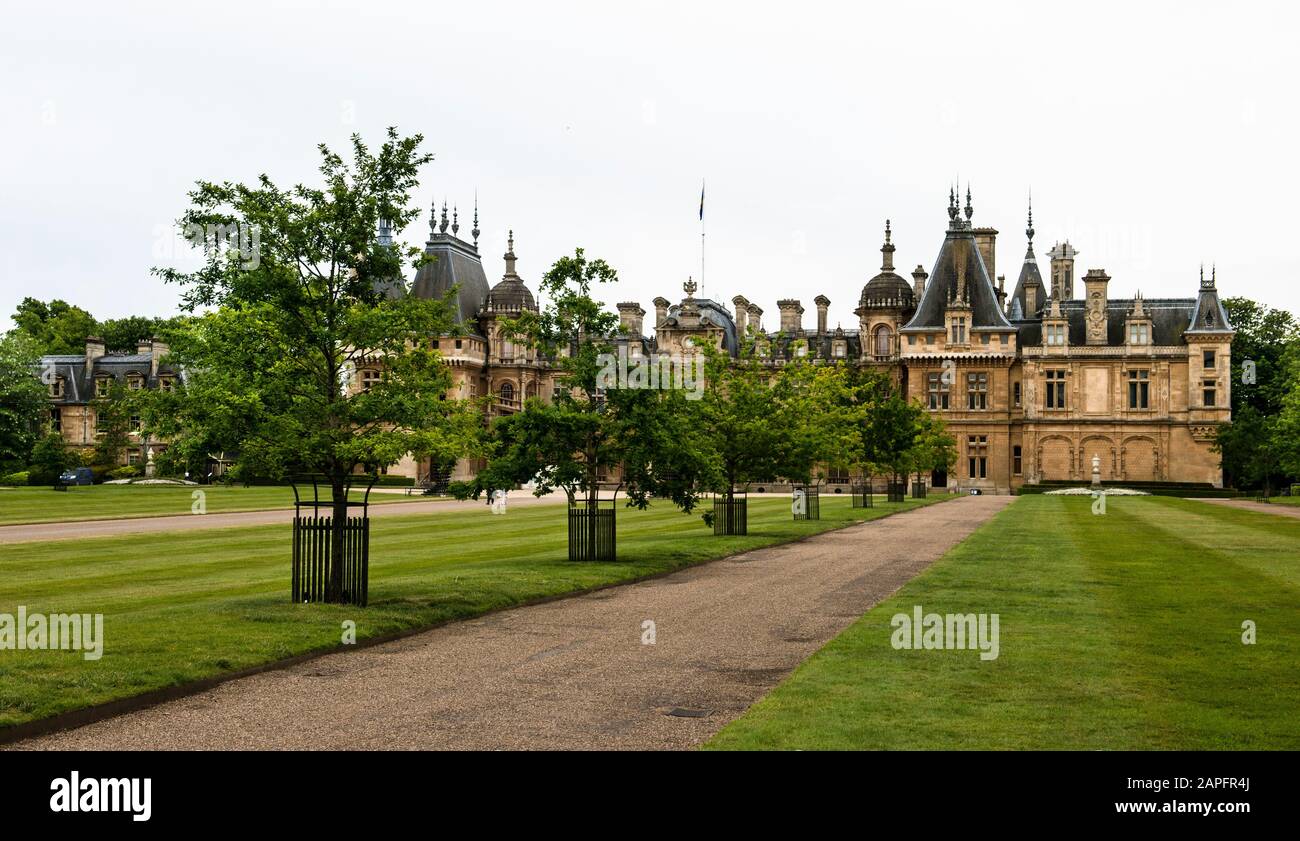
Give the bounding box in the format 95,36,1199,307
14,494,1011,750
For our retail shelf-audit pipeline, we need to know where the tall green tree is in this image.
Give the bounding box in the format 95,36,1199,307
151,128,477,601
28,432,72,485
91,381,134,466
0,332,49,467
10,298,97,356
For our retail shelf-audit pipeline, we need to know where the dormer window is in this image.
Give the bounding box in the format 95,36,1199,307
49,376,66,398
1045,324,1067,346
360,369,381,392
795,343,807,357
949,317,967,345
127,373,145,390
95,377,112,398
1128,323,1150,344
159,377,175,393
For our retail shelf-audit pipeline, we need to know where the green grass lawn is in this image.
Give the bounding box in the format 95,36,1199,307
0,484,429,526
0,492,951,730
1265,496,1300,506
707,495,1300,750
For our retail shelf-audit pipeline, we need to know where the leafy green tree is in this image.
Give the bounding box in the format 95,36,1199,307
905,409,956,488
0,332,49,466
28,432,72,485
98,315,186,354
860,387,923,486
91,381,134,466
1272,341,1300,486
10,298,97,356
150,128,477,601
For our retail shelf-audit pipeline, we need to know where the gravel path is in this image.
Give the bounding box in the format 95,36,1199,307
1192,498,1300,520
14,495,1010,750
0,493,568,544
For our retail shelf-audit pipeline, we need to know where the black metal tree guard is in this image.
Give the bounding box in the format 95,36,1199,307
911,476,929,498
793,480,822,521
886,476,907,503
851,476,874,508
290,473,378,606
713,487,748,536
568,482,620,562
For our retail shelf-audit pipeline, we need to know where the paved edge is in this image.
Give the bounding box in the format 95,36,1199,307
0,496,960,747
1191,497,1300,519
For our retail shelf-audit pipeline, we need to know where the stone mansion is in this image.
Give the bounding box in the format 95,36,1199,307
40,191,1233,491
397,191,1232,491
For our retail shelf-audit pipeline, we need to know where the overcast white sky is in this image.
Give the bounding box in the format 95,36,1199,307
2,0,1297,335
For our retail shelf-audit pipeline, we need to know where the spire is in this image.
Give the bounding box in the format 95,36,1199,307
471,193,480,248
377,218,392,247
880,219,896,272
451,205,459,237
1026,192,1035,243
428,196,439,238
439,202,449,234
964,184,973,221
947,186,958,222
504,229,517,276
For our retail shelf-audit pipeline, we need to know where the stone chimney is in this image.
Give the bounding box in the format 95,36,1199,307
814,295,830,335
652,297,670,329
732,295,749,335
776,299,804,334
85,337,105,377
973,227,997,283
747,303,763,332
1049,241,1078,300
1083,268,1111,345
616,302,645,338
912,265,928,299
996,275,1007,312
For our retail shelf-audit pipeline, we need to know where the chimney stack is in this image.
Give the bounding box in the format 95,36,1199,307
1049,241,1078,300
747,303,763,332
776,299,804,334
616,302,646,338
732,295,750,335
652,297,670,329
1083,269,1110,344
85,337,105,377
973,227,998,283
912,265,928,299
814,295,830,334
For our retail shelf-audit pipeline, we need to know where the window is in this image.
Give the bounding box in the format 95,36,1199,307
1128,369,1150,409
1203,379,1216,407
431,339,440,349
159,377,174,393
980,333,990,345
925,334,934,345
128,451,140,466
1045,370,1067,410
51,408,61,432
95,377,111,398
455,339,463,350
926,373,950,410
908,335,916,346
130,414,142,432
833,343,846,358
361,369,381,392
499,382,515,404
1013,382,1021,408
795,343,807,357
49,376,65,398
966,372,988,410
967,435,988,479
1045,324,1066,346
1203,349,1216,369
1012,445,1022,475
1128,323,1149,344
127,374,144,391
873,325,892,357
950,317,967,345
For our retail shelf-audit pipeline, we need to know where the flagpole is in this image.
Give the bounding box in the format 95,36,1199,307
699,178,706,295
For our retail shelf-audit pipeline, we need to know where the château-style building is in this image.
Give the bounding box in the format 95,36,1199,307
397,190,1232,491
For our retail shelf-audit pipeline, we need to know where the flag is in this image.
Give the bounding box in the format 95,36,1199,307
699,180,705,221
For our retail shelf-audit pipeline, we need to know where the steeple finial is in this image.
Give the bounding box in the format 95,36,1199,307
684,276,697,299
1026,192,1035,243
471,193,480,247
428,196,439,237
947,185,958,222
880,219,896,272
377,218,392,247
439,201,449,234
964,184,973,221
451,205,459,236
504,229,517,276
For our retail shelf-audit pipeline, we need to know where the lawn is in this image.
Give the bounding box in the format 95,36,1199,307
0,484,429,526
0,492,951,731
707,495,1300,750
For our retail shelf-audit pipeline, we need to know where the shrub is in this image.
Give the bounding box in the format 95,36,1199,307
27,433,73,486
87,465,118,484
1,471,30,486
108,465,143,481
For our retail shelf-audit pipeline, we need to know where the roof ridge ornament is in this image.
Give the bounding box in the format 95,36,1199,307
451,206,459,237
439,202,449,234
471,193,480,248
964,184,973,221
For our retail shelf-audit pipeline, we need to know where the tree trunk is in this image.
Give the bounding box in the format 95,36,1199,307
330,474,347,602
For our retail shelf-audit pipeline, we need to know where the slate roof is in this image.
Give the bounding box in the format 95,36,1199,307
1015,298,1202,346
1009,245,1046,318
902,224,1014,331
486,275,537,312
663,298,740,355
40,353,181,406
410,233,490,325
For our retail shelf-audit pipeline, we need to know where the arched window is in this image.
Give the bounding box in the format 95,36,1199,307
873,325,892,357
499,382,515,404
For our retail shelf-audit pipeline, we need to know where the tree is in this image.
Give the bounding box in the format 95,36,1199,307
0,332,48,467
28,432,72,485
461,249,693,521
10,298,97,356
860,387,924,486
151,128,476,601
98,315,186,354
91,381,134,466
1272,340,1300,486
905,409,956,488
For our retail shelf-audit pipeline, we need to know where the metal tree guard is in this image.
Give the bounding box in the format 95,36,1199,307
793,479,822,521
886,477,907,503
851,476,874,508
713,486,748,536
568,482,620,562
290,473,378,606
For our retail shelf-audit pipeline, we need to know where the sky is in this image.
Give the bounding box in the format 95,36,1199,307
2,0,1297,335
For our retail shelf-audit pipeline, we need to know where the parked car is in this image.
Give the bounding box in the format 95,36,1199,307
59,467,94,486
